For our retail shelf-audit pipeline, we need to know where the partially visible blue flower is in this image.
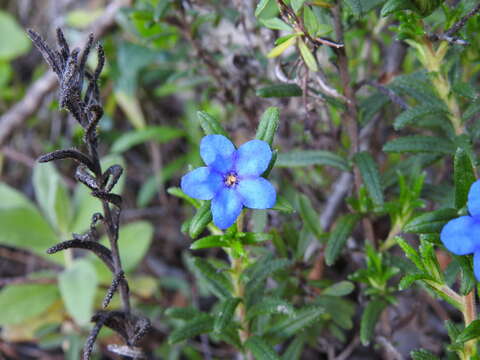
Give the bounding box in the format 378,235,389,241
181,134,276,229
441,180,480,280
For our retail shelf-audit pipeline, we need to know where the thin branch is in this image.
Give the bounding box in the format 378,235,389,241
0,0,132,147
357,80,409,110
445,3,480,37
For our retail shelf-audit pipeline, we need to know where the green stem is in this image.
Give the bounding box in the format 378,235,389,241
226,212,253,359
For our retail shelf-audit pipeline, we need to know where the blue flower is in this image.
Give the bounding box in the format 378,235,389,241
181,134,276,229
441,180,480,280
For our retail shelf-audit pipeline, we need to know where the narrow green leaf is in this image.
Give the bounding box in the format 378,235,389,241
191,257,232,299
255,0,274,17
454,148,476,209
168,314,214,344
268,35,297,58
245,336,280,360
383,136,455,154
360,299,388,345
242,232,273,244
260,18,292,31
381,0,419,17
167,187,201,208
456,320,480,343
291,0,306,13
190,235,227,250
244,258,292,293
404,208,457,234
256,84,302,98
353,152,384,206
393,104,448,130
298,194,322,239
165,306,201,320
214,297,241,333
189,202,212,239
197,111,229,137
111,126,184,153
266,306,323,338
398,273,432,290
256,107,280,146
410,349,440,360
272,196,295,213
59,259,98,326
0,11,31,60
397,237,425,271
322,281,355,296
303,6,319,35
276,150,349,171
325,214,360,266
298,39,318,72
281,335,306,360
247,297,295,320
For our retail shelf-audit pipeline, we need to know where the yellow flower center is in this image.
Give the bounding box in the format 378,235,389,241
224,173,238,187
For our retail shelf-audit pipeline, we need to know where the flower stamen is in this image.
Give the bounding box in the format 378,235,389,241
224,172,239,187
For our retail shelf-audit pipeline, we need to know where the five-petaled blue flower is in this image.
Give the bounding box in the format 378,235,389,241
441,180,480,280
181,134,276,229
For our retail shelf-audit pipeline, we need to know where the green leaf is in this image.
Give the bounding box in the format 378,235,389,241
397,237,425,271
244,258,292,293
214,297,241,333
266,306,323,338
197,111,229,137
281,335,306,360
0,206,59,262
291,0,306,12
0,283,59,325
353,152,384,206
255,0,276,17
256,84,302,98
256,107,280,146
165,306,201,320
0,11,31,60
260,18,292,31
242,232,273,244
245,336,280,360
247,297,295,320
454,148,476,209
303,6,319,36
298,194,323,239
272,196,295,213
111,126,184,153
191,257,232,299
325,214,360,266
167,187,201,208
168,314,214,344
360,299,388,345
411,0,444,16
381,0,417,16
189,201,213,239
398,273,432,290
267,35,297,58
59,259,98,326
345,0,385,16
383,136,455,154
455,319,480,344
115,221,153,272
33,162,73,234
322,281,355,296
393,104,448,130
276,150,349,171
298,39,318,72
190,235,227,250
410,349,440,360
404,208,457,234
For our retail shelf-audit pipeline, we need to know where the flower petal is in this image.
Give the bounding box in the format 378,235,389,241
235,139,272,176
237,177,276,209
474,251,480,281
468,180,480,216
200,135,235,172
181,167,222,200
440,216,480,255
211,187,243,229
